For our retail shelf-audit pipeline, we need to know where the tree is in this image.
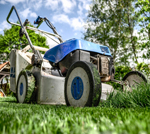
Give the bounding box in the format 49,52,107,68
124,0,139,63
0,24,48,63
135,0,150,60
84,0,139,65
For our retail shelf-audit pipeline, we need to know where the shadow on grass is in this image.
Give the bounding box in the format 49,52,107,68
0,97,69,111
0,97,16,102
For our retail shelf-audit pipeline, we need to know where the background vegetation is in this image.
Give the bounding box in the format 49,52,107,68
0,24,48,63
84,0,150,67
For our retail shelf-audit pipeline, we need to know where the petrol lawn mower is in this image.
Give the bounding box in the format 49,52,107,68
7,6,147,107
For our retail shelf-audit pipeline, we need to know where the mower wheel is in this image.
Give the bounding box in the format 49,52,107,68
16,70,35,103
65,61,101,107
122,71,147,91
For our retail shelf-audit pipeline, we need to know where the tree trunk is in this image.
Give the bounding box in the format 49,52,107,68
127,1,138,63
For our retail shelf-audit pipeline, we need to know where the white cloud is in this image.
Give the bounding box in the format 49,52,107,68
61,0,76,13
1,0,42,11
29,0,42,11
0,0,91,34
45,0,59,11
77,2,83,16
78,0,91,11
77,0,91,17
1,20,11,29
0,20,11,33
53,14,70,24
20,8,37,18
71,17,84,31
45,0,76,13
20,8,30,18
0,0,6,4
74,32,77,36
30,12,37,18
85,4,90,11
53,14,85,31
0,0,25,4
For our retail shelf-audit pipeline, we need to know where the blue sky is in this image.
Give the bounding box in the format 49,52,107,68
0,0,91,41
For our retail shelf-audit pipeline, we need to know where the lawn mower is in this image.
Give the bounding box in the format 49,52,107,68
7,6,147,107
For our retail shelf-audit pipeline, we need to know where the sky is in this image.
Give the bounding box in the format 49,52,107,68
0,0,91,41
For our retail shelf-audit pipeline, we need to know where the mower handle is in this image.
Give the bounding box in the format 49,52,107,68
7,6,63,44
6,6,36,53
34,16,63,43
7,6,24,28
6,6,64,65
7,6,44,65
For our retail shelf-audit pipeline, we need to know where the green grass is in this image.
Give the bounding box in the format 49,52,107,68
103,82,150,108
1,97,150,134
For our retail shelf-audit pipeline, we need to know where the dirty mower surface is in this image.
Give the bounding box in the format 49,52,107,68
0,97,150,134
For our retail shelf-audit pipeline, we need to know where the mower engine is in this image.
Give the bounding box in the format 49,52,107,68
44,39,115,82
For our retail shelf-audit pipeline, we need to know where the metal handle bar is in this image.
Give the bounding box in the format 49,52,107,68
34,16,63,43
7,6,36,53
25,26,63,40
6,6,65,65
7,6,24,28
7,6,45,65
7,6,63,44
44,18,63,43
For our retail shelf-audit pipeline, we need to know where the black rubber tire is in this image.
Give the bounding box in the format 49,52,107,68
64,61,101,107
16,70,35,103
122,71,147,91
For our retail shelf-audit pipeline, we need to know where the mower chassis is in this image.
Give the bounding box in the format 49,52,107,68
32,67,66,105
7,6,147,106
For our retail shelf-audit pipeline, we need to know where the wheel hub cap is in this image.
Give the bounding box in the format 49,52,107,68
20,83,23,96
71,76,84,100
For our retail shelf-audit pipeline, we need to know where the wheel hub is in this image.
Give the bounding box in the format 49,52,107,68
20,83,23,96
71,76,84,100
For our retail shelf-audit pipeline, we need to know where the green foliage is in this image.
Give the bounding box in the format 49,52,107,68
136,62,150,78
1,83,10,95
0,24,48,62
107,65,131,89
1,97,150,133
25,73,35,103
102,82,150,108
134,0,150,60
84,0,140,65
114,65,131,80
107,63,150,90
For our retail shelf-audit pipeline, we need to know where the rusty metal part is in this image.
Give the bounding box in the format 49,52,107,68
101,76,111,82
111,79,124,85
0,91,4,97
100,56,109,76
90,55,110,77
0,89,6,97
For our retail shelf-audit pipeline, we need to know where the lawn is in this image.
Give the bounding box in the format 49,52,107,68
0,97,150,134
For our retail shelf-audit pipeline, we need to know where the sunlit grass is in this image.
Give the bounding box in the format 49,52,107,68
1,95,150,134
102,82,150,108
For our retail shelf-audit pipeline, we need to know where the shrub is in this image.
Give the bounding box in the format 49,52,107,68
136,62,150,79
107,65,131,90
